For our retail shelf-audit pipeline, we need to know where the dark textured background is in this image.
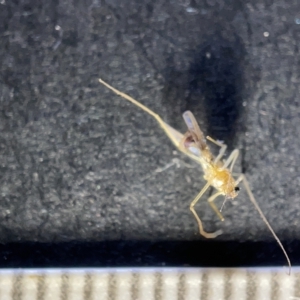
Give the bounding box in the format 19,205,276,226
0,0,299,268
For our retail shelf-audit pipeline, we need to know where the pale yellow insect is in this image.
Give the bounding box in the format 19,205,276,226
99,78,291,273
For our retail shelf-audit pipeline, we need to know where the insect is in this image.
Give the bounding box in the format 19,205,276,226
99,78,291,273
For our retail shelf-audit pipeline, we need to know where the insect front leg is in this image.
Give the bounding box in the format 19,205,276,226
190,182,223,238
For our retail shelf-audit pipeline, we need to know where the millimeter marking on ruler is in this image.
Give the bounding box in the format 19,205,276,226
0,268,298,300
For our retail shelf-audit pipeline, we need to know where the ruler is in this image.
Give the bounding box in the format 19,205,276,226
0,267,299,300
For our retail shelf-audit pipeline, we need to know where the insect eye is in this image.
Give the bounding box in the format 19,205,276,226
234,186,240,192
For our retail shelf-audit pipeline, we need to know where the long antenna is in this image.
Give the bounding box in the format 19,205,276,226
242,175,291,275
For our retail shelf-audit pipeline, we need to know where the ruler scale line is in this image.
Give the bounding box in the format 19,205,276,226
0,268,297,300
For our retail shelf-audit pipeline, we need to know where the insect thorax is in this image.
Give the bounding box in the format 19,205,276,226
204,166,237,198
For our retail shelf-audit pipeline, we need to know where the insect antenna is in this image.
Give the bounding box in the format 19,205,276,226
241,175,291,275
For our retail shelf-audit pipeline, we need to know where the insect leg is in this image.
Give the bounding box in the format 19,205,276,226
206,136,227,164
222,149,240,171
190,182,223,238
235,174,291,274
207,191,225,221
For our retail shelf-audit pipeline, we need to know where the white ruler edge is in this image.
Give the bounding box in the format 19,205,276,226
0,267,298,300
